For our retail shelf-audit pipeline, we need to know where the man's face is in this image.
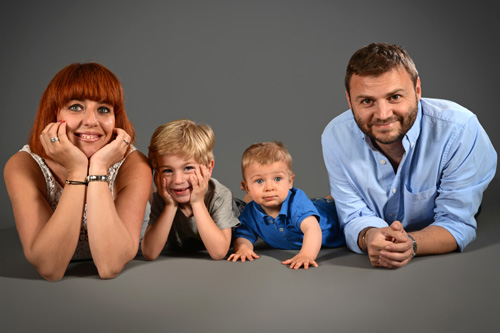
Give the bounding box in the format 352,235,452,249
347,67,421,146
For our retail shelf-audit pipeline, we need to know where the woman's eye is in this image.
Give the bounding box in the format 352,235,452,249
98,106,111,113
69,104,83,111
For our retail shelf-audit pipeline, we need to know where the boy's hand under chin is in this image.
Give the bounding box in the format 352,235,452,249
189,165,210,204
154,172,177,208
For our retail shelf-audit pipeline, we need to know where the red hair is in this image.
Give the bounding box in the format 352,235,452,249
28,63,135,159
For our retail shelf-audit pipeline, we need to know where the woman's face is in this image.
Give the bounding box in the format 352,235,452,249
57,99,116,158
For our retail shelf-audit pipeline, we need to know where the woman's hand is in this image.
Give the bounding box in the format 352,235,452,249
40,121,88,176
89,128,131,172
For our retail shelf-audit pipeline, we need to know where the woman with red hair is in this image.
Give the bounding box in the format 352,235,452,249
4,63,152,280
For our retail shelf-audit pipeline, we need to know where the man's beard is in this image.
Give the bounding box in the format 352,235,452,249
354,101,418,145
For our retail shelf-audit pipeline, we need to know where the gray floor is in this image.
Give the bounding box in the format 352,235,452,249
1,184,498,333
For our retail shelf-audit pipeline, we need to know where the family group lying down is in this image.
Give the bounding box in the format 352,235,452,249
4,43,496,280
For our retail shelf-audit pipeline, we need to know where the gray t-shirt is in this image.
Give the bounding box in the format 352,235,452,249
149,178,241,251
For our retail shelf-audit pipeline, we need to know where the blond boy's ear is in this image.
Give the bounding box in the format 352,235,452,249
206,159,215,177
289,173,295,189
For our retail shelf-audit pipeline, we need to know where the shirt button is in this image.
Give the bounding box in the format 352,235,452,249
279,228,284,232
269,220,274,224
392,188,397,194
380,159,386,165
411,142,415,147
389,214,394,217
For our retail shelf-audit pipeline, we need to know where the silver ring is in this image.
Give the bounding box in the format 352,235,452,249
50,137,59,143
123,139,130,145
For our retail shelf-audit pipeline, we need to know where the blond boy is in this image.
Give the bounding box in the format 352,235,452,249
142,119,240,260
228,141,345,269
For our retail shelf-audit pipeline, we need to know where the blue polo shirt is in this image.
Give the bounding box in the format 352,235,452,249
235,187,345,250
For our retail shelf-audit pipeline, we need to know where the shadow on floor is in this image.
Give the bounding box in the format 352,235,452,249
1,198,498,279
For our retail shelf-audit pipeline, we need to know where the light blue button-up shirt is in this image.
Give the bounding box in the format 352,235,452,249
321,98,497,253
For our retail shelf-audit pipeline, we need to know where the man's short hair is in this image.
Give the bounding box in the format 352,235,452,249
148,119,214,171
241,141,293,180
345,43,419,94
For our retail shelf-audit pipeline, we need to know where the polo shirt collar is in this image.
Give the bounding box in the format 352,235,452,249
254,189,293,223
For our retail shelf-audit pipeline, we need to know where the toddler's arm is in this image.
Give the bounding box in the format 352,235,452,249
227,237,260,262
282,216,322,269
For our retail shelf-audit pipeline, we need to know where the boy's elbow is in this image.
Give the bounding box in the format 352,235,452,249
209,247,229,260
141,243,160,261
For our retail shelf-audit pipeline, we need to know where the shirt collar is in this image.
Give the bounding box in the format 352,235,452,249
254,189,293,223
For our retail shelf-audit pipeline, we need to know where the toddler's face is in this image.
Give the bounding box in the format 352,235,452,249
242,161,294,217
156,154,211,205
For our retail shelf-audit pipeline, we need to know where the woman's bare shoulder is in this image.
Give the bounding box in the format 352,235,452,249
4,151,46,194
115,150,152,185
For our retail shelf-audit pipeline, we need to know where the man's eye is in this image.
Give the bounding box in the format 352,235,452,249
361,99,372,105
391,94,401,101
69,104,83,111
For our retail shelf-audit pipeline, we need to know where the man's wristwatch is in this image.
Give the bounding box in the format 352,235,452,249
407,234,417,258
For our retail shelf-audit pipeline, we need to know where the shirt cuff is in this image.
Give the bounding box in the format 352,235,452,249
344,216,388,254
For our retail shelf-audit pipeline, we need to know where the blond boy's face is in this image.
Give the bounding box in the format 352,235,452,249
156,154,213,205
242,161,294,218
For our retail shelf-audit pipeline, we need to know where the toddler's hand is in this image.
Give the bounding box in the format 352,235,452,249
282,253,318,270
227,248,260,262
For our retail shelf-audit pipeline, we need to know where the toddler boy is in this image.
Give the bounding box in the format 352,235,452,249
228,141,345,269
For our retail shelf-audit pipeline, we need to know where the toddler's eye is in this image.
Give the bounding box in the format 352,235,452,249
275,177,282,182
162,169,172,174
256,179,263,184
185,166,195,171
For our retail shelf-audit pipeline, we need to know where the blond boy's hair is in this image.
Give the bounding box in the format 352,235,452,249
149,119,215,171
241,141,293,179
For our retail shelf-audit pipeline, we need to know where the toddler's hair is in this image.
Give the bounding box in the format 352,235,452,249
241,141,293,179
149,119,214,170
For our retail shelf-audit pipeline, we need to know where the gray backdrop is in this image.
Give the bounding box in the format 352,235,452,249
1,1,498,332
